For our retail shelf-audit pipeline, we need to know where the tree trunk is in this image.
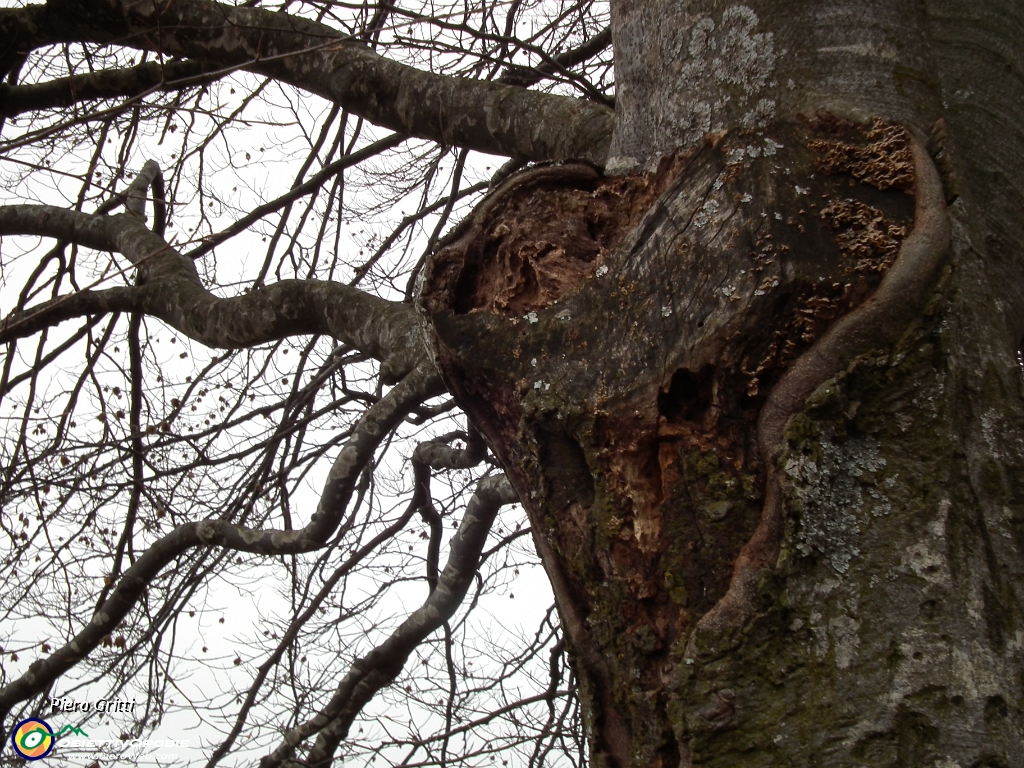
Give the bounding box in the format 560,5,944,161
420,1,1024,765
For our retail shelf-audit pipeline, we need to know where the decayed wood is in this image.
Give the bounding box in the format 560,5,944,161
419,117,950,765
686,130,951,659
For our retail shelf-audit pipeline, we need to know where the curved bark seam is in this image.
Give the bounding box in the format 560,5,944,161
685,131,952,658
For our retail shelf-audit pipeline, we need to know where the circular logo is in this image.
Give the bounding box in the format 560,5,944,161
10,718,54,760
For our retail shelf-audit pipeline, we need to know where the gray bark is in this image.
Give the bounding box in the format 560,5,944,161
418,1,1024,765
0,203,428,381
0,59,220,118
607,0,940,172
2,0,1024,764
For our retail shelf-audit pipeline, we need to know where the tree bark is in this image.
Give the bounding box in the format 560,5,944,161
3,0,1023,763
419,2,1024,765
0,205,428,380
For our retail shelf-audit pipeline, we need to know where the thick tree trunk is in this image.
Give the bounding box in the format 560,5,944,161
419,2,1024,765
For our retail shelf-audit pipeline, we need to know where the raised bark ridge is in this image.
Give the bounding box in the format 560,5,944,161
419,117,950,766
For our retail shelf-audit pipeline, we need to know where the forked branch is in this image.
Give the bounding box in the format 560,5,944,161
0,187,428,381
2,0,613,164
0,363,443,729
261,474,519,768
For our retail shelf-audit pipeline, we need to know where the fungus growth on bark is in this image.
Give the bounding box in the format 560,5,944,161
418,116,950,765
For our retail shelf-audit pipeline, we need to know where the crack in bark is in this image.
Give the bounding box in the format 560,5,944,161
417,119,950,767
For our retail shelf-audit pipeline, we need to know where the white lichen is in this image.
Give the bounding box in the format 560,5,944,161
714,6,775,92
674,5,778,146
829,612,861,669
783,432,888,573
742,98,777,129
692,197,720,228
753,275,779,296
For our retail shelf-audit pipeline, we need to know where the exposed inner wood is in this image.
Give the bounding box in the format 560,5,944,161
419,116,945,767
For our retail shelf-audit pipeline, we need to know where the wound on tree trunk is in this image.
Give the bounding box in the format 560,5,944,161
419,115,943,766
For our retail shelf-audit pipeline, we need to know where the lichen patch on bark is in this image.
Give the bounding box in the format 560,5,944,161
419,117,936,768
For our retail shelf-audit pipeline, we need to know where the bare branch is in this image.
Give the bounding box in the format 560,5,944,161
205,470,430,768
0,59,220,118
261,474,519,768
28,0,614,163
413,427,487,471
124,159,165,235
0,363,443,724
0,201,428,379
498,25,612,92
186,133,406,261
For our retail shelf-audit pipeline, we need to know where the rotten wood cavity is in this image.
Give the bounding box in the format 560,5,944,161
419,116,922,767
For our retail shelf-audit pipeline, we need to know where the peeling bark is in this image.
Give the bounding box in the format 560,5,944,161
3,0,1024,763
